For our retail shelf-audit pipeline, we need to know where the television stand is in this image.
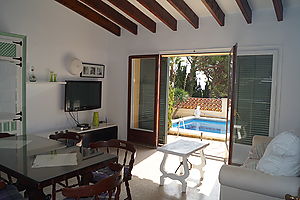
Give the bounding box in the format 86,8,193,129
70,123,118,147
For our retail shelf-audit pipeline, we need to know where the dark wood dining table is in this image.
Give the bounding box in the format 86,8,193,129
0,135,117,200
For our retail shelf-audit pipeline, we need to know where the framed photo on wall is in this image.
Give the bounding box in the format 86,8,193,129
80,63,105,78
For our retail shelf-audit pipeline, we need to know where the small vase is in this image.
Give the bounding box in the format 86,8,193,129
92,112,99,127
49,71,54,82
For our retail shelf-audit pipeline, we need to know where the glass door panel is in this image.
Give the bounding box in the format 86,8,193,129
130,58,156,131
128,55,160,147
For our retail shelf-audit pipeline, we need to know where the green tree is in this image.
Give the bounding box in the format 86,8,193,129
167,86,189,128
192,84,203,97
202,82,210,97
174,88,189,105
174,64,187,90
187,56,229,98
169,57,182,86
172,87,189,118
185,58,198,96
168,86,175,129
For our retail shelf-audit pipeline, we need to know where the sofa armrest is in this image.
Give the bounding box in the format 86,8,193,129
252,135,273,146
219,164,300,198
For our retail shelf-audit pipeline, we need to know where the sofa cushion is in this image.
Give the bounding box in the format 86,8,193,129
241,158,259,170
92,165,130,182
0,185,24,200
256,130,300,176
248,141,270,160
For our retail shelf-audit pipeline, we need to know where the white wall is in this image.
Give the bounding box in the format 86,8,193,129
106,7,300,140
0,0,120,134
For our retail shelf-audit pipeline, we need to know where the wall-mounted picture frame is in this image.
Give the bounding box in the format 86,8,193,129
80,62,105,78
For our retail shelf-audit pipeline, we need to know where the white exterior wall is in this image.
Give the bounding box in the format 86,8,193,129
174,98,228,119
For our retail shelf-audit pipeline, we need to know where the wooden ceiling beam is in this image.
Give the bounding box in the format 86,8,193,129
167,0,199,29
80,0,137,35
201,0,225,26
106,0,156,33
136,0,177,31
272,0,283,21
235,0,252,24
55,0,120,36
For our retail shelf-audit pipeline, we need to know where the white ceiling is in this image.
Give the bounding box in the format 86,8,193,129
103,0,300,22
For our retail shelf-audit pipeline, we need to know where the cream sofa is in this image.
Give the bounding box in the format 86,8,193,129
219,135,300,200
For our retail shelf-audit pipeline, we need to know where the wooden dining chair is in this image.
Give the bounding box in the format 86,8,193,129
0,133,15,183
49,131,83,200
285,194,300,200
62,163,123,200
90,139,136,200
0,133,14,139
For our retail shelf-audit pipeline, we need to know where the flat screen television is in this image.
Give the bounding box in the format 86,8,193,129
65,81,102,112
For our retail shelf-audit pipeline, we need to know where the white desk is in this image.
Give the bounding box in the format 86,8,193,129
157,139,209,192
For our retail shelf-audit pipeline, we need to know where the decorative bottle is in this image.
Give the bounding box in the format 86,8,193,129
92,112,99,127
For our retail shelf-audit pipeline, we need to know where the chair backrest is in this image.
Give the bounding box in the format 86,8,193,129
62,163,123,200
285,194,300,200
0,181,5,190
0,133,14,139
49,131,82,147
90,139,136,180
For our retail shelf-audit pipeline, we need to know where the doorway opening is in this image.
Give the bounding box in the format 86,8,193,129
127,46,276,166
162,52,232,162
127,47,237,163
127,46,237,164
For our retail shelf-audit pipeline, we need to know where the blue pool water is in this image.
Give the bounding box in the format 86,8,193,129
172,118,228,134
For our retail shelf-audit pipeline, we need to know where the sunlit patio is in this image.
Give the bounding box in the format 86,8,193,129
119,135,226,200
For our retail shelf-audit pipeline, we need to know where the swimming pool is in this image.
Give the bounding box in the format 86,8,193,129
172,118,226,134
172,117,228,135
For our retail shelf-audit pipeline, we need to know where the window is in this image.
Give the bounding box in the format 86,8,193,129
234,55,273,145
